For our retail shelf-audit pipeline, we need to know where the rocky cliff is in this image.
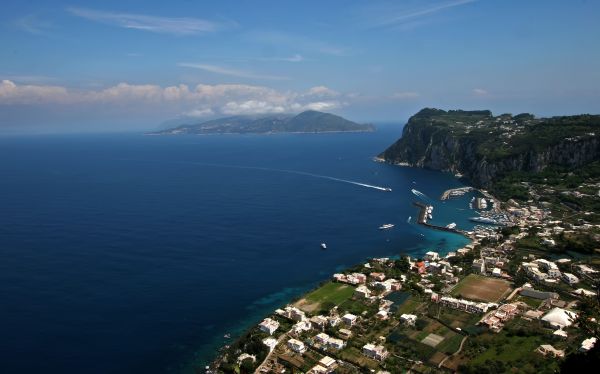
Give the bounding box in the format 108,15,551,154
380,108,600,188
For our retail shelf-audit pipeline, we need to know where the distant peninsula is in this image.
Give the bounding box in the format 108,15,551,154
149,110,375,135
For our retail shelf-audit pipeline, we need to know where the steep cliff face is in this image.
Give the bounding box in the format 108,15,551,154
380,109,600,188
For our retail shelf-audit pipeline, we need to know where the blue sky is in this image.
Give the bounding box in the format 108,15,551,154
1,0,599,133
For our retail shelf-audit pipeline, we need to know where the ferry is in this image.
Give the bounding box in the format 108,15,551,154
379,224,395,230
446,222,457,229
320,243,327,249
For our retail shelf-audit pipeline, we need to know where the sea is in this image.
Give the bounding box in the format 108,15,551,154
0,125,480,373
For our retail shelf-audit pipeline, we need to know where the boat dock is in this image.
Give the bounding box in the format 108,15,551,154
413,202,469,237
440,186,474,200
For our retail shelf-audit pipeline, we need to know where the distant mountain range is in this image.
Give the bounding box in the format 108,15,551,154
149,110,375,135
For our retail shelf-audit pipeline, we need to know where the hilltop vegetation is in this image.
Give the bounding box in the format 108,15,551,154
151,110,375,135
380,108,600,199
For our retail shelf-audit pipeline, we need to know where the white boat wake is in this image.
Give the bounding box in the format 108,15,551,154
192,162,393,192
411,188,433,202
116,158,393,192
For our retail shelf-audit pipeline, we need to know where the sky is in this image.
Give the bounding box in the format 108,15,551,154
1,0,599,133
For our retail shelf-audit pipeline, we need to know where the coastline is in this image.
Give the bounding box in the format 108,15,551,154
200,174,477,373
145,129,376,136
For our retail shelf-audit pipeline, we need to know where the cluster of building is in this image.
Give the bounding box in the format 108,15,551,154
275,306,307,322
313,333,346,350
409,251,462,288
521,258,589,289
352,272,402,301
471,245,514,279
306,356,337,374
332,272,366,285
480,303,520,332
431,293,496,314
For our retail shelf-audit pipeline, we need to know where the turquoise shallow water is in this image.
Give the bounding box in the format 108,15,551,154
0,125,474,373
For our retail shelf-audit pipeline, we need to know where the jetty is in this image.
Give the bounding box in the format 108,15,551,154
413,202,469,237
440,186,474,200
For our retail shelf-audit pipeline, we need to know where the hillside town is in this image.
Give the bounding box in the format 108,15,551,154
211,185,600,373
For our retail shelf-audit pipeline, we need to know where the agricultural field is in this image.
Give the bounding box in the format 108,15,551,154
433,306,483,332
294,281,354,313
394,294,423,315
452,274,512,302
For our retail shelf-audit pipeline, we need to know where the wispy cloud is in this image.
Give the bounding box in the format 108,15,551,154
177,63,290,81
473,88,489,96
255,54,306,63
66,7,227,35
0,80,345,117
13,14,54,35
365,0,476,29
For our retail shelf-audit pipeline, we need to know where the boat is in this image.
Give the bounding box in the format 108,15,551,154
479,198,488,209
446,222,457,229
320,243,327,249
407,216,412,223
383,187,392,192
469,216,498,224
379,224,394,230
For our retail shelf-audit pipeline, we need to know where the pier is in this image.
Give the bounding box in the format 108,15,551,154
440,186,474,200
413,202,469,237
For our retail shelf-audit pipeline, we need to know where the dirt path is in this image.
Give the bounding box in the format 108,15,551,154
254,332,288,373
438,336,468,369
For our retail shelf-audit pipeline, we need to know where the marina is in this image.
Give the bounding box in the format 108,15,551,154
440,186,474,200
413,202,469,236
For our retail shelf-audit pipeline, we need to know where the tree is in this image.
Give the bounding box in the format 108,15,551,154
394,257,410,272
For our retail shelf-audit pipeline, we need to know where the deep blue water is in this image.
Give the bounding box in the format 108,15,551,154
0,126,476,373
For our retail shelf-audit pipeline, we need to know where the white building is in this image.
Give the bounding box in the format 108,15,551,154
536,344,565,358
315,332,330,344
362,343,389,361
354,285,371,299
258,318,280,335
263,337,278,352
576,264,599,275
541,308,578,329
339,328,352,340
581,337,597,352
472,259,486,274
328,337,345,350
293,320,312,334
562,272,580,286
424,251,440,261
310,315,329,329
400,314,417,326
276,306,307,322
342,313,358,327
287,338,306,353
